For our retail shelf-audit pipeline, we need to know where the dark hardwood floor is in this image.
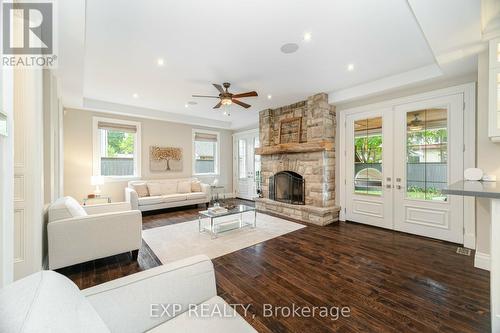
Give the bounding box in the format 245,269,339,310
57,199,490,332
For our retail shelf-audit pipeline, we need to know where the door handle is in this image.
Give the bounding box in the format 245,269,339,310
396,185,404,190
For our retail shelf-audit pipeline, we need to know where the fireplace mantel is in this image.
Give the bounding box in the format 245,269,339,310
255,140,333,155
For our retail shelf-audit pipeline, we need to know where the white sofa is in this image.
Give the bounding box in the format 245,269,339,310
47,197,142,270
0,255,256,333
126,178,210,212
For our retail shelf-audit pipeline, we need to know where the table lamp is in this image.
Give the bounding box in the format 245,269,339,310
91,176,104,197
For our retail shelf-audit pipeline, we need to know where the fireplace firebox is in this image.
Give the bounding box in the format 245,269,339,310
269,171,305,205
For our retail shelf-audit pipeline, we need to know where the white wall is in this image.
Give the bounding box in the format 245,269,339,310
64,108,233,202
476,50,500,257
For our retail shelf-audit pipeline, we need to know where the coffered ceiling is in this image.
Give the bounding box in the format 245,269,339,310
57,0,482,129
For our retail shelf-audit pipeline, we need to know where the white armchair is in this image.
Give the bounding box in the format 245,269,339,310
0,255,256,333
47,197,142,270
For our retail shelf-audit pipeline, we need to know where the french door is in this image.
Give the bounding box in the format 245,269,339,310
234,131,260,200
345,94,464,243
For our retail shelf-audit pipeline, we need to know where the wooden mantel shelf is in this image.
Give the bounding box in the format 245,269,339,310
255,140,334,155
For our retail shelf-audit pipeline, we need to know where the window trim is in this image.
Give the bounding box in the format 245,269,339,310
192,129,220,176
92,116,142,181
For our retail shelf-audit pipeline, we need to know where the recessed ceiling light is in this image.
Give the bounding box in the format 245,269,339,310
303,32,312,41
187,101,198,106
157,58,165,66
280,43,299,54
184,103,189,108
267,94,272,99
132,93,139,99
347,64,355,71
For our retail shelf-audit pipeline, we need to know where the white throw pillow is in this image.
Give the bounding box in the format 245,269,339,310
177,181,192,193
161,180,178,195
132,183,149,197
147,183,162,196
191,180,202,192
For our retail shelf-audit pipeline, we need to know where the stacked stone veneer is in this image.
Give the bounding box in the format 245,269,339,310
255,93,340,226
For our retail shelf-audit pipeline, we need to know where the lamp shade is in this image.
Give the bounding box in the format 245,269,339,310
91,176,104,186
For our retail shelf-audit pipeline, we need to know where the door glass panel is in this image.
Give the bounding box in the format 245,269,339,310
354,117,383,196
497,73,500,128
238,139,247,179
254,137,261,188
406,108,448,201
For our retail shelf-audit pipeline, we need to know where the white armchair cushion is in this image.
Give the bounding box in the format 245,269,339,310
83,202,132,215
48,196,87,223
0,271,110,333
177,181,192,194
147,183,163,196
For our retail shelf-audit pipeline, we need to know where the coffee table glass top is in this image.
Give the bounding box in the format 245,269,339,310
199,204,255,218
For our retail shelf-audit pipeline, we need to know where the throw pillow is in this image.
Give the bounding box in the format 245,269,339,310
191,180,202,192
132,183,149,197
147,183,162,196
177,181,192,193
161,180,178,195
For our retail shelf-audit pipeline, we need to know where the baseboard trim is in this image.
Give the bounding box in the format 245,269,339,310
474,251,490,271
463,232,476,250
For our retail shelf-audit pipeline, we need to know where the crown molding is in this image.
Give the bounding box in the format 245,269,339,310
78,98,232,129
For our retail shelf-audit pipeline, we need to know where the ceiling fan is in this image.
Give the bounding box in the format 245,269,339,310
192,82,258,109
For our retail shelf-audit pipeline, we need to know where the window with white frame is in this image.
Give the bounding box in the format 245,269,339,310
193,130,219,175
93,117,141,178
238,139,247,179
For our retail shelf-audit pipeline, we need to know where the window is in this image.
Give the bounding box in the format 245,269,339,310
93,117,141,178
353,117,383,196
193,130,219,175
238,139,247,179
406,108,448,201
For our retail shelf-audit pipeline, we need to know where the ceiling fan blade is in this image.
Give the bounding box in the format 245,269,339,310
232,99,251,109
192,95,220,98
213,101,222,109
232,91,258,98
212,83,224,94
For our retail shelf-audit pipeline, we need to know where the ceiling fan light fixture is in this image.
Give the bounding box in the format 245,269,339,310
221,97,232,106
409,114,424,132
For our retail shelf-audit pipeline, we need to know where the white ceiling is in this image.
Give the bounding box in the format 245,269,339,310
58,0,483,129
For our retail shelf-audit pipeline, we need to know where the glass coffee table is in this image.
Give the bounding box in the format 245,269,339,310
198,204,257,238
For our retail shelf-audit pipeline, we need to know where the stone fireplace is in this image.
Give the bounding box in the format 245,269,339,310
255,93,340,226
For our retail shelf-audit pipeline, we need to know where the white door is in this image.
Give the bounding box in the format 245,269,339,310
393,95,464,243
345,110,393,229
234,131,260,200
345,94,464,243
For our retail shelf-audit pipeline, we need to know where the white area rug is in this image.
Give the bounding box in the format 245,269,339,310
142,212,305,264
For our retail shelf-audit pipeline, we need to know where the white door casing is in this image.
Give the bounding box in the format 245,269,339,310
13,67,44,279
